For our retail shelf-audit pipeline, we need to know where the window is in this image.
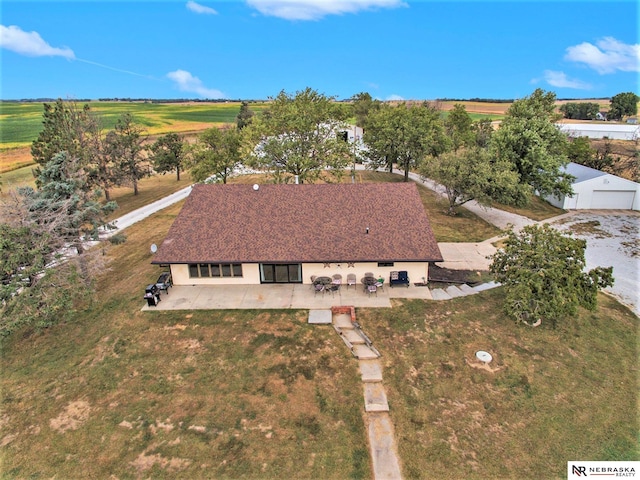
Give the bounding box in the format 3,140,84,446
188,264,199,277
188,263,243,278
199,264,210,277
378,262,394,267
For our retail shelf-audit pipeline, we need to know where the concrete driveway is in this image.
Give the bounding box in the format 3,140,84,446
550,210,640,316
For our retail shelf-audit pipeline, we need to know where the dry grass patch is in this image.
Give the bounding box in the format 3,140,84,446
357,292,639,479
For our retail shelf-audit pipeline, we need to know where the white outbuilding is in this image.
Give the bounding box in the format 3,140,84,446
544,162,640,210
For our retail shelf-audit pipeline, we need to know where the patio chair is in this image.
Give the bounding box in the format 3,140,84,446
375,278,384,291
332,273,342,283
326,284,340,297
310,275,317,290
367,284,377,296
314,283,325,296
346,273,356,289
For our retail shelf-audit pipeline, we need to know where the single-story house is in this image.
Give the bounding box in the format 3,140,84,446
544,162,640,210
152,182,443,285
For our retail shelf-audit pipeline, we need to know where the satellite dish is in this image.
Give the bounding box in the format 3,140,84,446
150,244,158,254
252,184,259,191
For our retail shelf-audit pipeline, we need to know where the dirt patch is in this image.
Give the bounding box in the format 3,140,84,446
564,220,612,238
130,452,192,473
49,400,91,433
429,265,486,285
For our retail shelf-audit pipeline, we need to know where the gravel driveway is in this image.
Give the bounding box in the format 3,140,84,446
551,211,640,316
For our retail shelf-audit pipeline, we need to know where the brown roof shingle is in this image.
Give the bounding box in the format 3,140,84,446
152,182,442,264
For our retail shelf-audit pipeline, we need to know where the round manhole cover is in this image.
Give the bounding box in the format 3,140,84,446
475,351,493,363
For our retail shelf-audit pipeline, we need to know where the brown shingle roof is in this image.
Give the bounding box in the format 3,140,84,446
152,182,442,264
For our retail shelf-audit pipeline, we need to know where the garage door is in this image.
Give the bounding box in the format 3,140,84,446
591,190,636,209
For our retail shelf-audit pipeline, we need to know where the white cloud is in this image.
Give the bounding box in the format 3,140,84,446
186,1,218,15
245,0,407,20
386,94,404,101
565,37,640,74
0,24,74,59
167,70,225,98
543,70,591,90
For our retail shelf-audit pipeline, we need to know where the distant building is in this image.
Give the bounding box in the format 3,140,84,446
595,111,607,121
556,123,639,140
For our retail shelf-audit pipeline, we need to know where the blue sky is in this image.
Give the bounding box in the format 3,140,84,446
1,0,638,101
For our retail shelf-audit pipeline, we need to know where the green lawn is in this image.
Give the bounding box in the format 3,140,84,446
1,194,636,479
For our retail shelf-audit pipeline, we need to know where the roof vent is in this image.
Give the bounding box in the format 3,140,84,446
252,184,259,191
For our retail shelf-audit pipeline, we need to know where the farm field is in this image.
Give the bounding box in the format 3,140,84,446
1,190,636,479
0,101,269,173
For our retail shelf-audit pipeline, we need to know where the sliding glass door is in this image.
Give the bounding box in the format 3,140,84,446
260,264,302,283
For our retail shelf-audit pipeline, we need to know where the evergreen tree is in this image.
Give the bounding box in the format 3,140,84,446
236,101,255,129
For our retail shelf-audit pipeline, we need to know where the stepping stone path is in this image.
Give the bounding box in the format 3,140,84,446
429,280,500,301
310,308,402,480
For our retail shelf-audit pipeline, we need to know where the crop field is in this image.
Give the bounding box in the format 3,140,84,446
0,100,269,149
0,101,269,174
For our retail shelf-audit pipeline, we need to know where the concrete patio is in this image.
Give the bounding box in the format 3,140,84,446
141,282,435,311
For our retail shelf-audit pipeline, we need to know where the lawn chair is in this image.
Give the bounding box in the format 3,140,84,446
375,278,385,291
367,284,377,296
346,273,356,289
314,283,325,296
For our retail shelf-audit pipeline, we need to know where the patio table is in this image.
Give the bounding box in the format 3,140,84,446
361,276,377,292
314,276,333,286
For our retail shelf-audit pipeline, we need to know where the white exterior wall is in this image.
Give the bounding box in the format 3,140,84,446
170,262,429,285
546,175,640,210
170,263,261,285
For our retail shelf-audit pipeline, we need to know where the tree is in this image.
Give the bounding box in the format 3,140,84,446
472,118,494,149
190,127,242,184
444,104,474,152
350,92,381,130
490,88,573,205
106,113,147,195
23,152,117,254
31,99,102,167
30,99,122,202
565,136,594,165
236,101,255,130
608,92,639,120
559,102,600,120
150,133,187,181
490,224,614,329
364,102,449,181
243,88,353,184
420,148,522,215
